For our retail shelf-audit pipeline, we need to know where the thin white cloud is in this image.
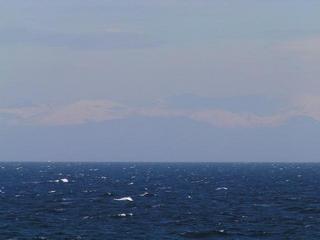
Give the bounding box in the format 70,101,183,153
187,110,296,128
135,107,295,128
276,36,320,61
0,105,49,125
36,100,130,126
0,100,129,126
0,98,318,128
0,106,46,119
291,95,320,122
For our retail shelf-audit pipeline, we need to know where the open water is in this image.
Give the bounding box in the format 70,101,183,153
0,162,319,239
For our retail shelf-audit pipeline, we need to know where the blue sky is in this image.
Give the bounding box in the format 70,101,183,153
1,1,320,161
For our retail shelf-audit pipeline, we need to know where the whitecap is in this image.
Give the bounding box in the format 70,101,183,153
216,187,228,191
60,178,69,183
104,192,113,196
48,180,59,183
114,197,133,202
117,213,133,217
152,204,162,208
139,192,149,197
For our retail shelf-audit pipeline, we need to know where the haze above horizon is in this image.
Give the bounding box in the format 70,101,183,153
1,0,320,162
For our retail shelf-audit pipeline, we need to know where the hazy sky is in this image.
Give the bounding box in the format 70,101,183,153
1,1,320,161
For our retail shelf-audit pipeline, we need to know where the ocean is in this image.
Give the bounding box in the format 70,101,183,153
0,162,319,239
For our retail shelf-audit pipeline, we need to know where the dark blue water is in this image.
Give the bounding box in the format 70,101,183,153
0,163,320,239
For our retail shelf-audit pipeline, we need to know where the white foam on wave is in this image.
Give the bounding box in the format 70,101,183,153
60,178,69,183
139,192,149,197
48,180,59,183
89,168,99,172
117,213,133,217
49,179,69,183
114,197,133,202
216,187,228,191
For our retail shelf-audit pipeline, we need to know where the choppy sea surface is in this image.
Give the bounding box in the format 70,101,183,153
0,163,320,239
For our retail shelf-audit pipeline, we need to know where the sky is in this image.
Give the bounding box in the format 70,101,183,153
1,0,320,162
